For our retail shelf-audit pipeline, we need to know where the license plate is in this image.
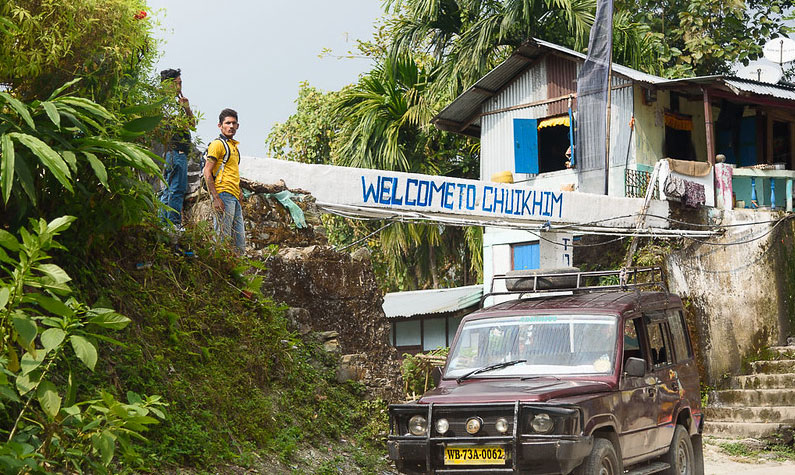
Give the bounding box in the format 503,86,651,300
444,445,506,465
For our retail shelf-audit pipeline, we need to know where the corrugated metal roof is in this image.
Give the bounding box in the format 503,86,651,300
382,285,484,319
533,39,666,85
723,78,795,101
433,39,668,137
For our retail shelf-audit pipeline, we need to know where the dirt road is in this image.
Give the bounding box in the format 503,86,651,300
704,441,795,474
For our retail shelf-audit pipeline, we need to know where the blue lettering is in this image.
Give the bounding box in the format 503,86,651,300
361,176,379,203
417,180,430,206
467,185,476,210
405,179,418,206
532,190,544,215
542,191,554,216
493,188,505,214
551,192,564,218
443,182,454,210
503,188,514,214
430,181,445,206
390,177,403,205
513,190,523,215
521,189,532,215
457,183,467,209
379,176,392,204
482,186,493,212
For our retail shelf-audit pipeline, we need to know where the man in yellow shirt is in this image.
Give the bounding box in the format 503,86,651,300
202,109,245,253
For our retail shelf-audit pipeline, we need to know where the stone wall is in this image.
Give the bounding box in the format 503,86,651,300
667,208,794,384
185,179,403,401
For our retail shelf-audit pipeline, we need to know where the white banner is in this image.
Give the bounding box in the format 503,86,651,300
240,157,669,229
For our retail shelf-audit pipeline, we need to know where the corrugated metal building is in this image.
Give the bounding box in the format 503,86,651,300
433,37,795,304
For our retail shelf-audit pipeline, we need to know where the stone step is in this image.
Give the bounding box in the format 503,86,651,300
703,421,793,438
770,346,795,357
704,405,795,424
726,372,795,390
749,359,795,374
709,388,795,406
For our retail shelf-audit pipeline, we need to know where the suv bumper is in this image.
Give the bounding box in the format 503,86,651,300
388,436,593,474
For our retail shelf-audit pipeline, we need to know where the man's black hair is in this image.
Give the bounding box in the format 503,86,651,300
160,68,181,82
219,108,238,123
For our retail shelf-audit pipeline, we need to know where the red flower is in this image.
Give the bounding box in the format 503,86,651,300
134,10,147,20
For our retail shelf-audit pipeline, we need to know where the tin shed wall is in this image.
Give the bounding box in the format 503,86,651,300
546,55,578,116
480,63,549,181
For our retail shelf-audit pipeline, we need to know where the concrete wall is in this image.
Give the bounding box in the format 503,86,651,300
666,208,793,383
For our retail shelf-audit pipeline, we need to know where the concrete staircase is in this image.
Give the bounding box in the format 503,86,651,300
704,345,795,438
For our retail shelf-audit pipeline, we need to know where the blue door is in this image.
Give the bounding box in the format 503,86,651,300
514,119,539,174
717,116,756,167
513,242,540,270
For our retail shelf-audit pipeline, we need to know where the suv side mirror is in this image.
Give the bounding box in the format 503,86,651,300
624,357,646,377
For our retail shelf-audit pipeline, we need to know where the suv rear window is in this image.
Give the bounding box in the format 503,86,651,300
667,310,692,361
445,314,618,378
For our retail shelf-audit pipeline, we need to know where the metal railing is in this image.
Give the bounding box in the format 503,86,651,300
482,267,667,306
625,169,658,199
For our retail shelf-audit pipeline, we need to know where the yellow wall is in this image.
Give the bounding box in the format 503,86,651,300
633,86,665,167
633,86,715,166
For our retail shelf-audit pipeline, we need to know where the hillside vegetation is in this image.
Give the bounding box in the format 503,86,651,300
1,216,394,473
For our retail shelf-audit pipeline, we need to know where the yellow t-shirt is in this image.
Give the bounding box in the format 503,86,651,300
206,136,241,200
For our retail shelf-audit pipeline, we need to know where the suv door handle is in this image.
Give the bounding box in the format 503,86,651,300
647,387,656,398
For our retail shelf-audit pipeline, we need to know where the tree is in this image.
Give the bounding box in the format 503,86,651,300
618,0,795,77
384,0,596,96
267,83,340,164
328,53,482,290
0,80,161,243
334,54,437,173
0,0,156,104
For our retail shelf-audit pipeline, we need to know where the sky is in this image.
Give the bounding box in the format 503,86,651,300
146,1,385,156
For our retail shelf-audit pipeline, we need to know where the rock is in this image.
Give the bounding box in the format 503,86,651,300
350,247,371,263
340,353,366,364
317,331,340,342
323,339,340,353
284,308,312,334
738,438,766,451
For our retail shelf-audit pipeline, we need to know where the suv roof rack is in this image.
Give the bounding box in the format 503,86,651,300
481,266,667,307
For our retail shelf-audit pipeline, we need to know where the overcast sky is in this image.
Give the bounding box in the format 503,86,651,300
147,1,384,156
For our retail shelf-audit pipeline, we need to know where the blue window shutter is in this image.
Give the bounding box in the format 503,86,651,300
513,243,540,270
514,118,539,174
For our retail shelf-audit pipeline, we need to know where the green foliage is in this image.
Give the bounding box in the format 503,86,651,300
400,348,449,398
616,0,795,77
718,440,795,460
64,225,392,472
385,0,596,94
0,216,165,473
267,83,340,164
0,0,156,103
0,81,161,245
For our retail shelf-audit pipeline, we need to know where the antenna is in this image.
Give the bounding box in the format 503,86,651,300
763,36,795,65
736,63,783,84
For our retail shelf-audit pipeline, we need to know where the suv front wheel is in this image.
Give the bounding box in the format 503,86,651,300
574,438,620,475
661,425,694,475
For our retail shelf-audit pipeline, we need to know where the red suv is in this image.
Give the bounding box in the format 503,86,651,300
387,268,704,475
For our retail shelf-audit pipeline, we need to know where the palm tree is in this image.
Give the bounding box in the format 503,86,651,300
384,0,597,95
333,54,436,173
331,54,482,289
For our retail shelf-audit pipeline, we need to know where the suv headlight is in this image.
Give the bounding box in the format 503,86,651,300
409,415,428,436
531,413,554,433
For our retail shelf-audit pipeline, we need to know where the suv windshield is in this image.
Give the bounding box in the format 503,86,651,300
445,314,618,379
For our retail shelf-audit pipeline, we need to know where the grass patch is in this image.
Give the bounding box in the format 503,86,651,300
65,224,391,472
718,441,795,461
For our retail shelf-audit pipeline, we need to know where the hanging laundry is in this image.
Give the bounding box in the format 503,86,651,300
683,180,706,208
